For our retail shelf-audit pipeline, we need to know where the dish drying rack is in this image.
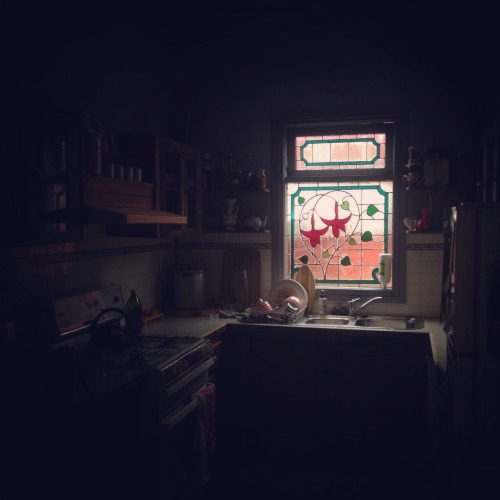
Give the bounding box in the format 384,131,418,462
248,304,306,324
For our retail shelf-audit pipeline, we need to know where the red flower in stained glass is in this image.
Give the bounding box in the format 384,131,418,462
320,201,352,238
300,212,328,248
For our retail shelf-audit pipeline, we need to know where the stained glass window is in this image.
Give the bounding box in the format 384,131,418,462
283,127,395,290
286,181,393,288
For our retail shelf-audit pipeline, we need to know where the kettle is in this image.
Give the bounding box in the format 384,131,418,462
243,215,268,231
88,307,127,355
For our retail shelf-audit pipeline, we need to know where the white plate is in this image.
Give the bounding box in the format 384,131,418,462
268,279,308,310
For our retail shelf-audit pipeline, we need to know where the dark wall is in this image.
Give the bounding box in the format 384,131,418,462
1,2,498,186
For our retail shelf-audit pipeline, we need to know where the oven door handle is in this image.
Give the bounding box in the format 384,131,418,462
162,398,199,431
165,356,216,398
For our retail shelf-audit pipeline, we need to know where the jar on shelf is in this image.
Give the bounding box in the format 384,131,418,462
417,207,432,230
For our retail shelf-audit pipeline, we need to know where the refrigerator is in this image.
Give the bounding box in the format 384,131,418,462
441,203,500,498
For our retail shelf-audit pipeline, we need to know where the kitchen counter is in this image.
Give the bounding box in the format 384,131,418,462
143,315,447,369
142,315,234,339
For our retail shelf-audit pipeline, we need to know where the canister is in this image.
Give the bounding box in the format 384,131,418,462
174,269,206,309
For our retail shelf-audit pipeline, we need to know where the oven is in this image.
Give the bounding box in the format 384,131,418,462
9,285,217,500
102,334,217,500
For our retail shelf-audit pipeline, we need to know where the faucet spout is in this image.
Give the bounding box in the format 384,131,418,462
348,296,383,316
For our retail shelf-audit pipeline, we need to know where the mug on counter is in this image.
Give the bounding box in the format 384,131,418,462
280,295,302,310
250,299,273,319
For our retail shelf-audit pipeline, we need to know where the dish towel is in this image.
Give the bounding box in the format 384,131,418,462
195,383,216,485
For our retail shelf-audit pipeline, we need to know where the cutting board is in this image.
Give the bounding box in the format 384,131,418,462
220,250,261,307
294,264,316,313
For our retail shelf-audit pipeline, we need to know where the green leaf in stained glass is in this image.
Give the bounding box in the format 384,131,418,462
341,256,351,266
299,255,309,264
298,196,305,204
348,237,358,246
367,204,379,217
361,231,373,242
341,201,350,210
322,250,330,258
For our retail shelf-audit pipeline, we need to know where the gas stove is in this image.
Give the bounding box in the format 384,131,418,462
106,335,210,371
48,285,215,410
15,284,217,500
105,334,214,391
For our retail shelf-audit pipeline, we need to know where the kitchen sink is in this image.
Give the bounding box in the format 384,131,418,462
299,315,425,330
304,316,351,326
354,316,424,330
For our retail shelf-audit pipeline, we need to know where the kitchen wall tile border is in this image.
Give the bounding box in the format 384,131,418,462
406,243,443,251
2,239,438,271
0,240,274,271
1,242,175,270
176,241,272,250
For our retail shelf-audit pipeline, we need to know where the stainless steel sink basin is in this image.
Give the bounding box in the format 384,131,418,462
304,316,351,326
354,316,424,330
300,315,424,330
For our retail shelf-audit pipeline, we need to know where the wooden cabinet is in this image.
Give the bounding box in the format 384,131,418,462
117,134,203,236
0,90,203,245
1,92,83,245
204,323,226,383
216,323,434,483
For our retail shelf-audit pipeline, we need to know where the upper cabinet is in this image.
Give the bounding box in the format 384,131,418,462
1,94,83,245
114,134,203,236
0,92,202,246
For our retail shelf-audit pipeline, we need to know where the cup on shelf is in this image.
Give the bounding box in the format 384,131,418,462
124,165,134,181
132,167,142,182
404,217,418,232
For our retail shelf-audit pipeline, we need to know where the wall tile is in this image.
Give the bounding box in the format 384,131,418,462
1,229,446,322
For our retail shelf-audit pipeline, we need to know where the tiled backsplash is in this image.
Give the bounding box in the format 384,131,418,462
368,231,444,318
403,231,444,318
175,231,272,306
176,231,444,318
0,237,177,316
0,230,444,324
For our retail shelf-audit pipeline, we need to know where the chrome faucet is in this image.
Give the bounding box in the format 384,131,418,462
348,296,383,316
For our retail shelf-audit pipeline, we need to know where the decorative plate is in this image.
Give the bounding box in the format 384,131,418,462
268,279,308,310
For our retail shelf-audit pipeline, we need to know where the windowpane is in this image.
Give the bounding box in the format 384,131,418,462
295,133,386,171
285,181,393,288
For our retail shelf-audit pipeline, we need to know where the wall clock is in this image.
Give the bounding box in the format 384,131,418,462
423,158,449,186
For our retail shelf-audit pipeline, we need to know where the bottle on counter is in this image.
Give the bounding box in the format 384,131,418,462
317,290,328,316
125,289,142,335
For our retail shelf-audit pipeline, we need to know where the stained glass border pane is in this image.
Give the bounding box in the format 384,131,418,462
295,133,386,172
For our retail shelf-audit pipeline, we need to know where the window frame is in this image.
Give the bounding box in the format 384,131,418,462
271,111,408,304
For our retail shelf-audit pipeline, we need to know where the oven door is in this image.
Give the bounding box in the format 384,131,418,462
145,382,216,500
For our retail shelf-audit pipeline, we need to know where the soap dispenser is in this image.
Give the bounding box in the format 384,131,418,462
318,290,328,316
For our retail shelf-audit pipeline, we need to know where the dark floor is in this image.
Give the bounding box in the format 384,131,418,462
203,448,500,500
204,460,447,500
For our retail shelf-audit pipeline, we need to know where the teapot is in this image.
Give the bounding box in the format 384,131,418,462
243,215,268,231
